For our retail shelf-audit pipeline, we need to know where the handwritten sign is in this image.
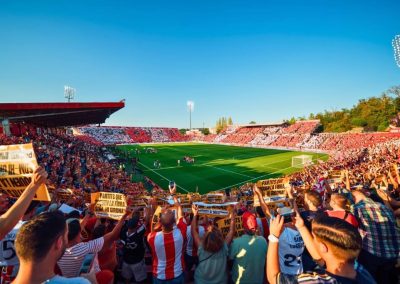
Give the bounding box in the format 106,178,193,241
216,216,244,238
0,143,50,201
91,192,127,220
254,178,288,206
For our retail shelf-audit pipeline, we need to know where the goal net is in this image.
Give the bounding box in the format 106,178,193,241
292,155,313,168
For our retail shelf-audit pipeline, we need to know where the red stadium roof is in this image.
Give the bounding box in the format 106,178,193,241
0,102,124,127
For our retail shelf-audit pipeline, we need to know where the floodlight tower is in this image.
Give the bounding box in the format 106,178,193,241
187,101,194,130
393,35,400,67
64,86,76,102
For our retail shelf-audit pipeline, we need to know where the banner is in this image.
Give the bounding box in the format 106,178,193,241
91,192,127,220
192,201,237,217
0,143,50,201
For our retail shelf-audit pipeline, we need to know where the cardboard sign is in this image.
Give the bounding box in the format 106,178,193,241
254,178,288,207
56,188,74,202
216,216,244,238
202,193,226,204
151,206,162,229
0,143,50,201
327,170,343,185
91,192,127,220
192,201,237,217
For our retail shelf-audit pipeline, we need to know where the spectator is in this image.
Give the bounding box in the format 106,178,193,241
0,167,47,240
120,213,147,283
147,184,187,284
57,210,130,283
184,213,206,281
351,189,400,283
326,193,358,227
276,208,305,276
300,190,323,231
13,211,90,284
229,211,267,284
191,204,235,284
266,214,376,284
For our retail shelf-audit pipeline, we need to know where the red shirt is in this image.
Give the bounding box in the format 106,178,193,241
326,210,359,227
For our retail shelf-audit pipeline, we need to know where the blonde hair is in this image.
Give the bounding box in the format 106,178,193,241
330,193,350,210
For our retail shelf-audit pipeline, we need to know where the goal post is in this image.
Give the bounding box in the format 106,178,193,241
292,155,313,168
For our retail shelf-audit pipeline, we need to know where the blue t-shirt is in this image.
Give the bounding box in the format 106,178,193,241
44,275,90,284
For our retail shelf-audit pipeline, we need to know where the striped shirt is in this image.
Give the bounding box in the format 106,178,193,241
57,237,104,277
351,198,400,259
186,225,206,257
147,218,187,280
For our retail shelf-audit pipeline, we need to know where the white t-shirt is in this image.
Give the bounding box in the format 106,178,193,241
278,227,304,276
0,220,25,266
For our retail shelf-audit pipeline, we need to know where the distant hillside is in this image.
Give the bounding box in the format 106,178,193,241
290,86,400,132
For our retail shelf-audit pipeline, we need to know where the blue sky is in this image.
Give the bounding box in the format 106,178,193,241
0,0,399,128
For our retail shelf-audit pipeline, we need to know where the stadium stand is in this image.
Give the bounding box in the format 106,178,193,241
0,106,399,284
76,126,188,145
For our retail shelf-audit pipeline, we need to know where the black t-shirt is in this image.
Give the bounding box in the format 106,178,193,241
121,224,146,264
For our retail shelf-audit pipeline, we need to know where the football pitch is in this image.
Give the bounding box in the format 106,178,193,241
117,143,328,194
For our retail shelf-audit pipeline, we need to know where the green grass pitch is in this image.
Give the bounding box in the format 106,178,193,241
117,143,328,194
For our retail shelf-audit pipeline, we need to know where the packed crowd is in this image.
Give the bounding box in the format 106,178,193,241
0,128,400,284
76,127,188,145
199,121,400,153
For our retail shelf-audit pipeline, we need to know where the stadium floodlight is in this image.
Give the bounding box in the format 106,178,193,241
393,35,400,68
187,101,194,130
64,85,76,102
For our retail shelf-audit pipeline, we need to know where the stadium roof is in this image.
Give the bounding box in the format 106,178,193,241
238,121,287,127
0,102,125,127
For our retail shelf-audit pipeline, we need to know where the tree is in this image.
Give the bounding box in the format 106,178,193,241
215,116,233,133
249,121,256,124
312,89,399,132
201,128,210,135
384,85,400,97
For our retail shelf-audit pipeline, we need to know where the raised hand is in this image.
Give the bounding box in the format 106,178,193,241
32,166,48,186
293,211,305,229
270,215,284,238
191,204,199,216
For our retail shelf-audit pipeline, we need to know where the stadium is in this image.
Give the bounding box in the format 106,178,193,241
1,2,400,284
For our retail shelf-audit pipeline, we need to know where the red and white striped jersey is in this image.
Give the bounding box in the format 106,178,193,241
147,218,187,280
256,217,270,240
186,224,206,257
